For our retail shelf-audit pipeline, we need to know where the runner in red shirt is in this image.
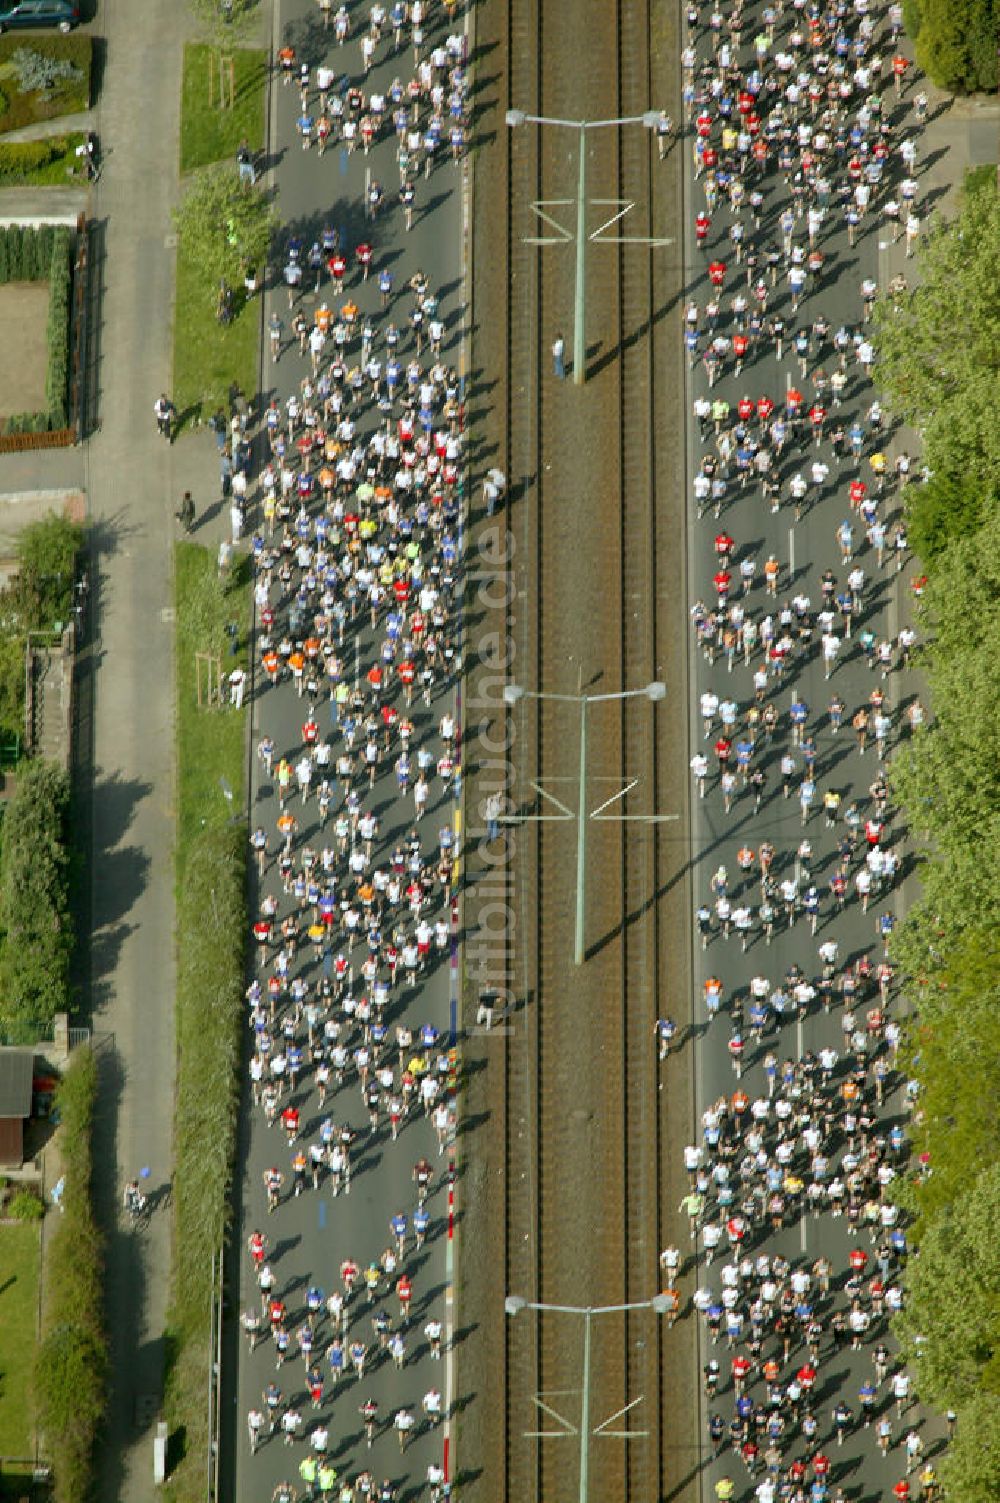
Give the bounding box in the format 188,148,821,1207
708,259,726,289
695,210,711,247
892,54,910,96
329,250,347,285
355,241,373,280
812,1453,831,1481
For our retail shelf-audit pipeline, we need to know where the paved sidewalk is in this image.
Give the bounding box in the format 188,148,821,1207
0,109,94,142
78,3,187,1499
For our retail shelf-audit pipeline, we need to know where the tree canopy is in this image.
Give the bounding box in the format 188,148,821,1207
873,173,1000,560
880,166,1000,1495
906,0,999,93
173,163,276,293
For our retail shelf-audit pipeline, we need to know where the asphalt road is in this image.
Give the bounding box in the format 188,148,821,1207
231,1,467,1499
677,6,940,1502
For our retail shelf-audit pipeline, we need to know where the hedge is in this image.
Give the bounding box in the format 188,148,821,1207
164,823,246,1499
0,224,72,434
0,760,73,1045
45,226,70,428
33,1047,107,1503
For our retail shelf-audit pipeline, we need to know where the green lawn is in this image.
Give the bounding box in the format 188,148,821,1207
172,244,259,430
0,1221,41,1457
0,132,87,186
175,542,248,879
179,45,267,174
0,34,91,135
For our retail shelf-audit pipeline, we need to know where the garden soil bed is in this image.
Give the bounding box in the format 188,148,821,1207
0,281,48,415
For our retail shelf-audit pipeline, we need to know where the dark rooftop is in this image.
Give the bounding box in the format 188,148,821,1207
0,1048,34,1118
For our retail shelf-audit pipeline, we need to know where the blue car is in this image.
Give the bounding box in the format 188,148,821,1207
0,0,80,32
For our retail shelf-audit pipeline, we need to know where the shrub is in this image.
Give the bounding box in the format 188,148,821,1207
7,1188,45,1221
5,509,81,629
5,224,23,280
0,227,7,284
33,1048,106,1503
45,228,71,428
31,224,54,280
0,140,59,180
9,48,84,96
0,761,73,1045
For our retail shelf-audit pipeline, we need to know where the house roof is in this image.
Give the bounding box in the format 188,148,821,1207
0,1048,34,1119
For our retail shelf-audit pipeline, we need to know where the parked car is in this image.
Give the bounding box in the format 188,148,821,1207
0,0,80,32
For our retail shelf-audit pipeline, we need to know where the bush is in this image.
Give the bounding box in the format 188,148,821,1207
5,224,23,280
33,1049,106,1503
31,224,54,280
0,140,59,179
5,509,81,630
8,47,84,96
7,1188,45,1222
0,761,73,1045
45,228,71,428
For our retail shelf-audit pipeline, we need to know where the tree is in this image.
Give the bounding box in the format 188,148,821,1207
891,928,1000,1224
873,174,1000,423
873,174,1000,557
3,512,82,631
938,1393,1000,1503
895,1166,1000,1408
174,163,276,293
912,0,999,92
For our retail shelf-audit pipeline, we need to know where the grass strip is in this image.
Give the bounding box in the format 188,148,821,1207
180,44,266,174
33,1048,107,1503
173,241,259,431
163,542,248,1500
0,1220,41,1457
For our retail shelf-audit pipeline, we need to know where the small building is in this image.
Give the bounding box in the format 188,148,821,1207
0,1047,35,1167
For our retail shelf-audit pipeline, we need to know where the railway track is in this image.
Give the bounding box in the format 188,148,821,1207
497,0,668,1498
